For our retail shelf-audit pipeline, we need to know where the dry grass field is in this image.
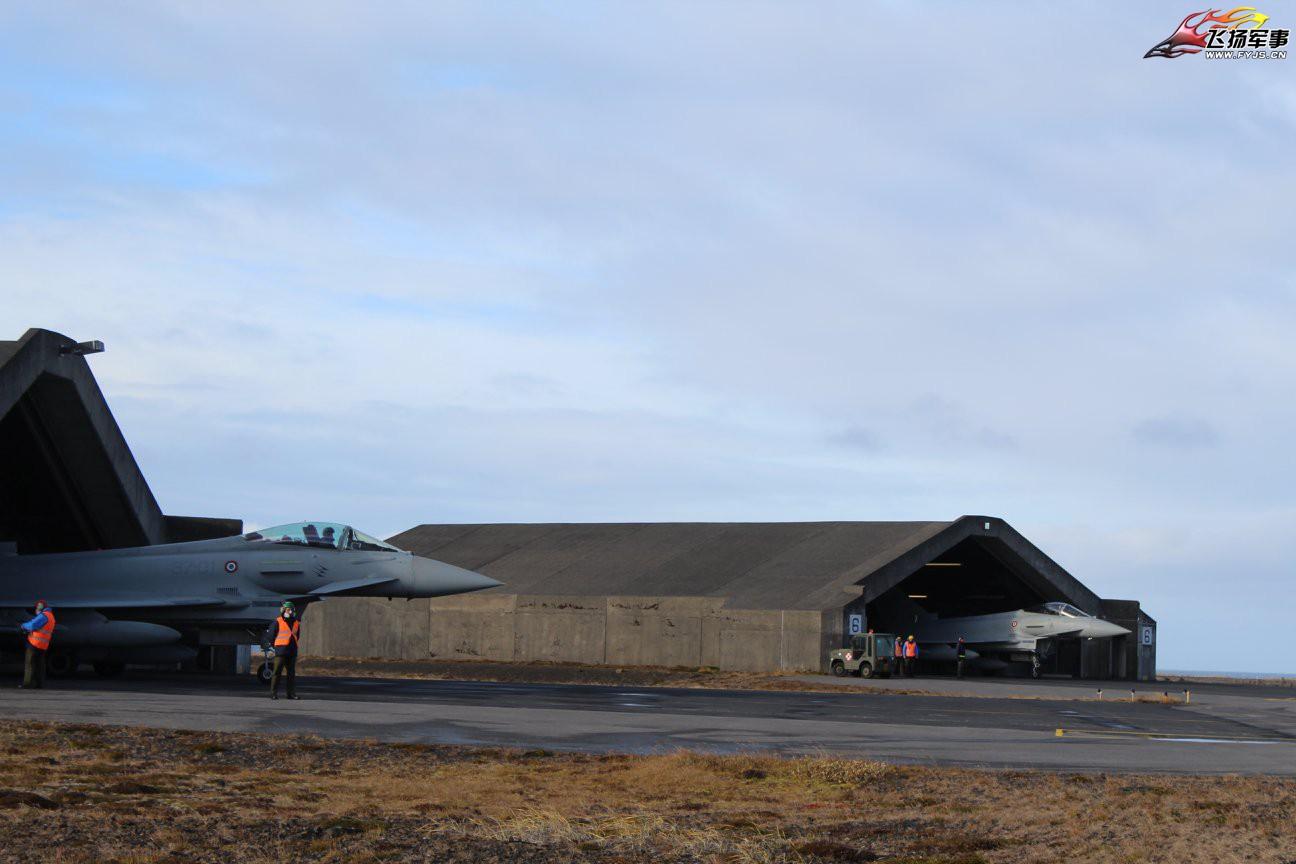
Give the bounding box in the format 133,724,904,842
0,720,1291,863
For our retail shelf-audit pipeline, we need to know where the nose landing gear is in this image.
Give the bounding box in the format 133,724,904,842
256,648,275,684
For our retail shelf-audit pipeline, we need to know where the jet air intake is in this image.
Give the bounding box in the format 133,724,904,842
55,620,182,648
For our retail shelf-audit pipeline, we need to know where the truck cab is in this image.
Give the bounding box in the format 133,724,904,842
827,632,897,679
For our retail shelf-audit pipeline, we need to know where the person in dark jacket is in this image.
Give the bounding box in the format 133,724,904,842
263,601,302,700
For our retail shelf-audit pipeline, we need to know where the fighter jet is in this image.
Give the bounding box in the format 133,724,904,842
0,521,501,678
913,601,1130,678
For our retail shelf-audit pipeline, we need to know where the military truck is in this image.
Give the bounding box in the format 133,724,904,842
828,632,897,678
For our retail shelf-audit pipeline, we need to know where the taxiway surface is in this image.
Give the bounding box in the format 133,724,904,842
1,674,1293,774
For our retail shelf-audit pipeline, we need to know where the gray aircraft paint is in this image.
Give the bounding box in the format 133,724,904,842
917,643,979,662
0,522,500,663
913,602,1129,668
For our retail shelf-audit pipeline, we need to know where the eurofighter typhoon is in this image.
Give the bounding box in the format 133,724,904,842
914,601,1130,677
0,521,500,677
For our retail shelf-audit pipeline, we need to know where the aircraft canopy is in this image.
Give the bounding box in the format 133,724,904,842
1029,601,1090,618
242,522,402,552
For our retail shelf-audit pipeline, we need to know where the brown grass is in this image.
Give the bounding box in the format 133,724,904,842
0,720,1290,863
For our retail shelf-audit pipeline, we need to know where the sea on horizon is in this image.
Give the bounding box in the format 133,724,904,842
1161,669,1295,680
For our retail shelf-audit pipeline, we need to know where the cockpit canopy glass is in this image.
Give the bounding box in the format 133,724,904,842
347,529,401,552
243,522,403,552
1030,601,1090,618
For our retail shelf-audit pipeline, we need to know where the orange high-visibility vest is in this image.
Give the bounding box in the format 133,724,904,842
273,616,300,648
903,640,918,658
28,610,55,651
894,640,902,658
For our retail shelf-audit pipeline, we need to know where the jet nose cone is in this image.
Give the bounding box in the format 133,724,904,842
1086,619,1132,638
409,556,502,597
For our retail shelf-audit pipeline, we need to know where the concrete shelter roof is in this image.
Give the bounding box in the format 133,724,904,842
391,520,951,610
391,516,1105,613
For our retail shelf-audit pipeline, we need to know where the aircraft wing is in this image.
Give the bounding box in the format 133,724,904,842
309,576,399,596
0,596,232,610
1021,624,1088,639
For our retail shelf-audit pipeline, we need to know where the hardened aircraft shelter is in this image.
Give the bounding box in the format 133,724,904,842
304,519,1157,680
0,328,238,554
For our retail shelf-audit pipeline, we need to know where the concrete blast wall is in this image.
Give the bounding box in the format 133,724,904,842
300,594,829,672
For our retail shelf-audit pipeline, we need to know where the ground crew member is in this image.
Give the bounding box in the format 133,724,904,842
893,636,903,673
19,600,55,689
903,634,919,677
264,601,302,700
956,637,967,679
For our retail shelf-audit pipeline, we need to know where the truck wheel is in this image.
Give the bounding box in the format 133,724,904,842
858,662,874,679
93,662,125,678
831,661,846,677
257,663,273,684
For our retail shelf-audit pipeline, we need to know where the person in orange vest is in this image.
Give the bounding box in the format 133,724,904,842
903,634,919,677
19,600,55,689
262,601,302,700
893,636,903,674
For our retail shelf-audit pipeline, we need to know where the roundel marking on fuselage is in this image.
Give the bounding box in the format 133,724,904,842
225,560,239,573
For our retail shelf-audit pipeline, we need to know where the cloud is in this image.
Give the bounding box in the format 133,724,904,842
828,426,882,452
1132,416,1221,448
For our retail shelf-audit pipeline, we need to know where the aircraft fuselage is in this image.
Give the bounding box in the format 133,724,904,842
0,524,500,664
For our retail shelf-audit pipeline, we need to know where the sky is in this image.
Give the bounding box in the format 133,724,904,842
2,3,1293,673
